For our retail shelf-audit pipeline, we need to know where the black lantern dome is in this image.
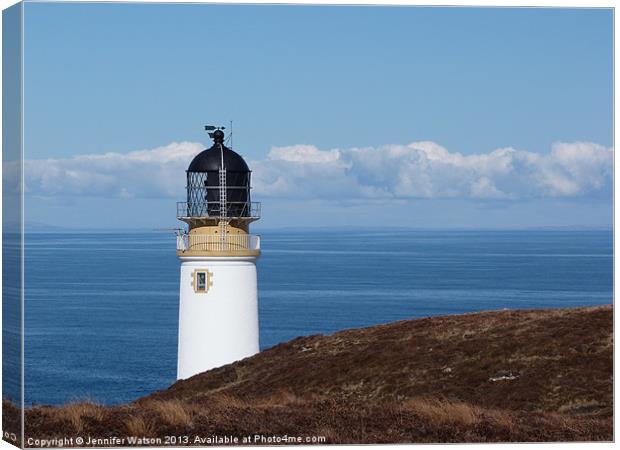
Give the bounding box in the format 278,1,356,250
185,129,252,218
187,144,250,173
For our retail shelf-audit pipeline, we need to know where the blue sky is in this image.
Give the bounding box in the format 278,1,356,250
20,3,613,229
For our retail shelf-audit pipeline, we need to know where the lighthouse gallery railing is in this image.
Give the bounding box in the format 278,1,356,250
176,201,261,220
177,233,261,252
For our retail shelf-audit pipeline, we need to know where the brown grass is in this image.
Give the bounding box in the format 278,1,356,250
57,402,105,433
257,389,303,407
146,400,193,427
124,416,156,437
204,392,248,409
403,397,480,427
485,408,515,432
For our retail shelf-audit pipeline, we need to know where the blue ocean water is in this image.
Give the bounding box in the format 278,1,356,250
17,229,613,405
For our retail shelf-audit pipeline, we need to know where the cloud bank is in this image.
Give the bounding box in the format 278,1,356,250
18,141,612,201
20,142,204,199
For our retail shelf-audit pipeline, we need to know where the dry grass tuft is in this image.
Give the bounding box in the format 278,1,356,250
147,400,193,427
258,390,303,407
558,400,602,415
404,397,480,427
124,415,156,437
485,409,516,432
205,393,248,409
57,402,105,433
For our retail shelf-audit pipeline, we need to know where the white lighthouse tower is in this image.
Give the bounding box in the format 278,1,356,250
175,126,261,380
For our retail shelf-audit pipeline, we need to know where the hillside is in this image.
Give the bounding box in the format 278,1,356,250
3,305,613,445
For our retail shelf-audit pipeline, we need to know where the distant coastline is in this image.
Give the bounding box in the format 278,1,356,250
19,222,614,234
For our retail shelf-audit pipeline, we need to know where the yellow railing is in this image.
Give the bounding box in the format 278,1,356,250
177,234,260,252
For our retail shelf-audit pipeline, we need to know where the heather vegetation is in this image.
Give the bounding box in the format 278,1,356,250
3,305,612,445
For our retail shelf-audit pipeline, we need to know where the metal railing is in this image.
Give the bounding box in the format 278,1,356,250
176,201,261,220
177,233,261,252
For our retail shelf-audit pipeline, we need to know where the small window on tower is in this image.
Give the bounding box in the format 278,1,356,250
196,272,206,291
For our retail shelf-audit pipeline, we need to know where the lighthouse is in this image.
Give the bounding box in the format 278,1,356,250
175,126,261,380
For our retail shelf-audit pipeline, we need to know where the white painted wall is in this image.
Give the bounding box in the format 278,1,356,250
177,256,259,380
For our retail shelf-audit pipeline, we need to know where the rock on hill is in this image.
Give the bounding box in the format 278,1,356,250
4,305,613,445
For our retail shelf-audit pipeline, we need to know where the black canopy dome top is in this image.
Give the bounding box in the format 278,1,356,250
187,144,250,173
185,129,252,218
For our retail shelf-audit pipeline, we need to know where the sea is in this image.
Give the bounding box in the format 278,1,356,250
5,229,614,406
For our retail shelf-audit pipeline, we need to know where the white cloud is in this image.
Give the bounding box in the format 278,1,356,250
254,141,612,200
20,140,612,202
268,145,342,164
470,177,507,199
23,142,203,199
